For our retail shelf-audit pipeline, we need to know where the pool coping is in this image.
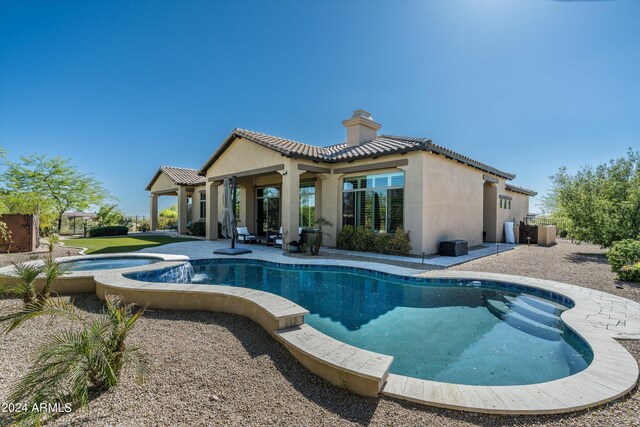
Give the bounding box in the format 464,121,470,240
381,270,639,414
1,254,637,413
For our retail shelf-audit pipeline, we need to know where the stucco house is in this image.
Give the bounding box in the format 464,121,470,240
146,110,536,255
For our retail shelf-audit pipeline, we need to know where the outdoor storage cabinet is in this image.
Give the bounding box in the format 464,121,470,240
439,240,468,257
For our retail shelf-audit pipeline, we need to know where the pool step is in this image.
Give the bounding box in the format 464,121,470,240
486,299,563,341
503,296,562,327
512,295,565,316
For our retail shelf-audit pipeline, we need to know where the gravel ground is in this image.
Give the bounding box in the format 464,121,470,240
1,243,639,426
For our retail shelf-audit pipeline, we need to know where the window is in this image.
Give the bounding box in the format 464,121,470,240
342,172,404,232
299,183,315,227
499,198,512,210
199,192,206,219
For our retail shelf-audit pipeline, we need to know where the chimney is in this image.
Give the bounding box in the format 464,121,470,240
342,109,381,147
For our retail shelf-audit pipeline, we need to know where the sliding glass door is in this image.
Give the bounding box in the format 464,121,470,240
256,187,280,236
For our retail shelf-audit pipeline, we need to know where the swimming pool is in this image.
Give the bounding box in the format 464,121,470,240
126,259,593,386
62,256,160,272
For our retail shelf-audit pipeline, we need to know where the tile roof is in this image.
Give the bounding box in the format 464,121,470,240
145,166,206,191
506,183,538,196
198,128,517,180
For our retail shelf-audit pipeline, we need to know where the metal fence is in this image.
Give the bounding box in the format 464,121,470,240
523,216,576,243
59,215,150,236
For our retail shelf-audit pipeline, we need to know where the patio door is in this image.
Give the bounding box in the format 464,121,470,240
256,187,280,236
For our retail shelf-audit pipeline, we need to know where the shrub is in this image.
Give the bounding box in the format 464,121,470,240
88,225,128,237
190,221,206,237
337,226,411,255
385,228,411,255
619,262,640,282
139,219,151,232
607,239,640,282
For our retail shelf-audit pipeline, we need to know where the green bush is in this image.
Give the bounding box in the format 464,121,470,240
139,219,151,232
606,239,640,281
88,226,128,237
619,262,640,282
337,226,411,255
190,221,206,237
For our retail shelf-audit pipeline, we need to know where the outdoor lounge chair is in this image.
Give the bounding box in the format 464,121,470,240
237,227,256,243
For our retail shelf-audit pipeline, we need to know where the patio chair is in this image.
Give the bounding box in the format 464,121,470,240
237,227,256,244
268,227,283,247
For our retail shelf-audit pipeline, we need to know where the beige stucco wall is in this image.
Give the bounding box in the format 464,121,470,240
421,152,484,254
149,171,178,194
205,138,287,178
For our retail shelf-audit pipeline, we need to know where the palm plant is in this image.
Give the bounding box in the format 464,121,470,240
9,261,42,303
39,256,70,300
5,295,149,426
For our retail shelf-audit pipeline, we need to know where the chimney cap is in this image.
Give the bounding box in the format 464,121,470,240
342,109,381,131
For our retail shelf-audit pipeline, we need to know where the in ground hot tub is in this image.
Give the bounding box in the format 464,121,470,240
61,256,161,271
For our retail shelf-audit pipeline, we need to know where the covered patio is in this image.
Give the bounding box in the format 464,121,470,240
203,163,329,244
146,166,206,235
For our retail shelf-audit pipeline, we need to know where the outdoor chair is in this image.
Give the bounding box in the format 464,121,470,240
237,227,256,243
269,227,283,247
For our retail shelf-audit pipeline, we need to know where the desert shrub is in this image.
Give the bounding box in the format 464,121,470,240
190,221,206,237
618,262,640,282
337,226,411,255
544,150,640,246
337,225,356,249
607,239,640,281
139,218,151,232
385,228,411,255
88,225,128,237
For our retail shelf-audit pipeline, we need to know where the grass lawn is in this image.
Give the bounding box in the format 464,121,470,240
63,235,196,254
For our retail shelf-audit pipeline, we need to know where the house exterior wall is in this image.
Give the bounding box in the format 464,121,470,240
196,136,533,255
149,172,179,193
421,152,485,254
205,138,287,178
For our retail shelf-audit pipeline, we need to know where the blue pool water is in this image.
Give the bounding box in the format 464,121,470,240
126,259,593,386
63,257,159,271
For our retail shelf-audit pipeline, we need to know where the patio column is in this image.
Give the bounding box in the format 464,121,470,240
319,173,340,247
150,194,159,231
206,181,219,240
281,161,301,245
177,186,188,234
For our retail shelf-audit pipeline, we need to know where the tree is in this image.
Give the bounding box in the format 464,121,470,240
96,204,126,226
544,149,640,246
1,154,109,232
158,204,178,229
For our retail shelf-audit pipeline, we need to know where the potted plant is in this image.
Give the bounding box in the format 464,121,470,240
288,240,301,253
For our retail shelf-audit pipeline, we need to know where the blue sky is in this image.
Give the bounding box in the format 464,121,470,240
1,0,638,215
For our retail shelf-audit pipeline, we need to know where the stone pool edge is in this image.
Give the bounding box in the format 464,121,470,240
382,270,639,414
